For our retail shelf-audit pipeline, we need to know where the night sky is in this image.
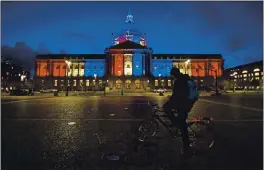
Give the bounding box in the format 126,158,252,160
1,1,263,73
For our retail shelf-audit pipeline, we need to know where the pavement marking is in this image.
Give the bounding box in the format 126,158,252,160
1,97,55,104
199,99,263,112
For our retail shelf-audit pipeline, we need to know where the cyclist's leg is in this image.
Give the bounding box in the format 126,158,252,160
178,109,193,157
163,101,178,125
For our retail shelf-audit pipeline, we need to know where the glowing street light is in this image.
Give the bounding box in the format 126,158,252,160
185,59,190,74
185,59,190,64
65,60,72,96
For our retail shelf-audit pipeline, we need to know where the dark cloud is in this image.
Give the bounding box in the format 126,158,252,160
62,31,101,52
60,49,67,54
1,42,54,71
37,43,52,54
63,31,94,43
226,36,247,53
243,56,262,65
1,42,36,70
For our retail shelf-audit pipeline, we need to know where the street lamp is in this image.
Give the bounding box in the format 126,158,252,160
94,74,97,92
65,60,71,96
158,73,161,88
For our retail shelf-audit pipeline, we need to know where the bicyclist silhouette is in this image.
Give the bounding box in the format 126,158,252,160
163,67,193,159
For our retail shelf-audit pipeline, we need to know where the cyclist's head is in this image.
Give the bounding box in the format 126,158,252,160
170,67,180,78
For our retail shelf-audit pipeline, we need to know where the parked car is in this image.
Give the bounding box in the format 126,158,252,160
10,88,33,96
210,88,222,96
40,89,58,93
153,88,166,93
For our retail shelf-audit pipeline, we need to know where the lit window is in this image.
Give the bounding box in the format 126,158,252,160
80,80,83,86
243,74,247,77
67,80,70,86
235,76,237,78
6,72,9,75
86,80,89,86
255,73,259,76
244,78,247,81
54,80,58,87
256,77,259,80
254,68,260,72
242,70,248,74
168,80,171,87
261,72,263,75
201,80,204,82
61,80,64,86
155,80,158,87
73,80,77,86
251,73,254,76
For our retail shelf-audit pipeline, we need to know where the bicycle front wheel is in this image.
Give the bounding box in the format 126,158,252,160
135,119,159,142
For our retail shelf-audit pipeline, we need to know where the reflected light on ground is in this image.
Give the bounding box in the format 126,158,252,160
68,122,76,125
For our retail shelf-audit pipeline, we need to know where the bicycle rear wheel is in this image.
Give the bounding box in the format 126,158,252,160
135,119,159,142
187,118,215,151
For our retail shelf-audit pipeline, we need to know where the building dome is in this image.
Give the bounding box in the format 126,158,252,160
113,10,147,46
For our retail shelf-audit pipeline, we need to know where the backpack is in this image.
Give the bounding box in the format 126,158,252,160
187,80,199,102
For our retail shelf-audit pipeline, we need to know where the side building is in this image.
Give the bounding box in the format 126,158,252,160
224,60,263,91
1,58,30,91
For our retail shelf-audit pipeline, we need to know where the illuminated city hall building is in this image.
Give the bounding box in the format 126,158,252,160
34,12,224,91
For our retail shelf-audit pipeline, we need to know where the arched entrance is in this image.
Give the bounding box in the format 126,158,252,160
135,79,140,89
116,79,122,89
125,80,132,89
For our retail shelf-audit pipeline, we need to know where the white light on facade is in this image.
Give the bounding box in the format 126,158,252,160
242,70,248,73
21,75,26,81
159,74,161,77
254,68,260,72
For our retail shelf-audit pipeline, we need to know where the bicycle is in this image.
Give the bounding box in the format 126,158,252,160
135,101,215,154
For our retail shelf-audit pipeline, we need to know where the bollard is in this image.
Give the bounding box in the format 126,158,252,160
121,88,124,96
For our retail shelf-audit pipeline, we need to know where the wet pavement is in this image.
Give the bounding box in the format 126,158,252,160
1,96,263,170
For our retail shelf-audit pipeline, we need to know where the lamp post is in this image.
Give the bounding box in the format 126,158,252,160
185,59,190,74
65,60,71,96
158,73,161,88
94,73,97,92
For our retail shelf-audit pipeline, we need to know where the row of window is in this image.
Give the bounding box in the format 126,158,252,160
53,79,103,87
234,72,262,78
154,80,172,87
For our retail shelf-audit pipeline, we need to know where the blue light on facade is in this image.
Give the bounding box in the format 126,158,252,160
84,59,105,77
133,54,143,76
151,59,172,77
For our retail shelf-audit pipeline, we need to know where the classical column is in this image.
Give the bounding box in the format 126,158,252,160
78,61,80,77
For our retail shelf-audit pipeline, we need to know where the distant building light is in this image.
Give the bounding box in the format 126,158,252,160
12,67,13,69
136,65,139,68
158,74,161,77
154,67,157,69
254,68,260,72
19,74,21,76
242,70,248,73
6,72,9,75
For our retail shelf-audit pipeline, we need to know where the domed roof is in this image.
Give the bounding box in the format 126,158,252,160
113,10,147,46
